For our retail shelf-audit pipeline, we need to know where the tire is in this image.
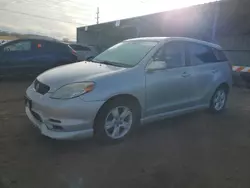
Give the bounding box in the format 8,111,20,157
209,86,228,113
94,98,139,143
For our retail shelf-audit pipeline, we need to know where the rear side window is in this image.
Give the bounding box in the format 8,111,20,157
186,43,218,65
53,43,69,52
33,41,46,51
213,48,228,62
70,44,91,51
33,41,68,52
4,41,32,52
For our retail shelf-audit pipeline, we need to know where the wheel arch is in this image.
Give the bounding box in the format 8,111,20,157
217,82,230,93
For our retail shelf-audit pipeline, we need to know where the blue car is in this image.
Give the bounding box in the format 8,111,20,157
0,38,77,78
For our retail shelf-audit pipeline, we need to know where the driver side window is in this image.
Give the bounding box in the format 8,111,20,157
154,42,185,69
4,41,31,52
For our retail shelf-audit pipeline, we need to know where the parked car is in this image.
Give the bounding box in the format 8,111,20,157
0,38,77,78
25,37,232,141
68,43,99,61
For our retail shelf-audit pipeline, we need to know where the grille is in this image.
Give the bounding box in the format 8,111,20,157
34,79,50,95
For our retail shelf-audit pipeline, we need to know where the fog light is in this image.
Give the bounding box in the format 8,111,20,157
45,123,53,130
52,125,63,131
45,122,63,131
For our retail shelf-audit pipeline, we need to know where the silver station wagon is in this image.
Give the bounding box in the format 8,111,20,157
25,37,232,142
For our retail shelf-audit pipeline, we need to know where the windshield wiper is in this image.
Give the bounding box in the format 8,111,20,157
87,59,112,65
92,60,128,67
98,61,118,66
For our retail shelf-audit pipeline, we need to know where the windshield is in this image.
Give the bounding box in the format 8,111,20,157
93,40,158,67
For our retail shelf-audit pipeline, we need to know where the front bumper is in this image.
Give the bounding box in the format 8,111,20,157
26,107,93,140
25,86,104,140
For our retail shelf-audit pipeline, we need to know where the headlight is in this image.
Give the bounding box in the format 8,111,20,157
50,82,95,99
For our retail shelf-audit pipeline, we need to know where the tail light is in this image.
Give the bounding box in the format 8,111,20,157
71,49,78,62
71,49,77,56
70,49,78,62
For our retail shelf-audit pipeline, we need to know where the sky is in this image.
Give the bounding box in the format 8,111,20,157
0,0,215,40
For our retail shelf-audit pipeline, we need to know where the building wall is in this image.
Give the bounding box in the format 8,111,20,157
77,27,137,49
218,36,250,66
77,28,98,45
77,0,250,68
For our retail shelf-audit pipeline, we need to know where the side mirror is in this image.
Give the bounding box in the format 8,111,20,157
147,60,167,72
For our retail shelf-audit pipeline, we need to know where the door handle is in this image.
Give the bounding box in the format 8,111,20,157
182,72,190,77
212,68,218,73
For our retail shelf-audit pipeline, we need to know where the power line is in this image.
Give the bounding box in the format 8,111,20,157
7,0,96,12
38,0,95,7
9,0,95,7
10,4,94,15
0,8,93,25
1,0,97,20
0,0,98,24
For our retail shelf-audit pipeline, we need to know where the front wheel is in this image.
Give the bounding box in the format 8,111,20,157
209,87,228,113
94,99,138,143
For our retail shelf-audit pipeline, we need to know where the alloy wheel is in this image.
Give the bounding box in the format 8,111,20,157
104,106,133,139
213,89,226,111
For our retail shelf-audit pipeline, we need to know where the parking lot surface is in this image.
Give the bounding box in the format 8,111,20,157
1,82,250,188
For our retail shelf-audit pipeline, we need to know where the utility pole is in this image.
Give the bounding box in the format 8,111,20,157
212,0,220,42
96,7,100,24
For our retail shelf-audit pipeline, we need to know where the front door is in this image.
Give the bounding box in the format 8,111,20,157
145,41,196,117
0,40,34,77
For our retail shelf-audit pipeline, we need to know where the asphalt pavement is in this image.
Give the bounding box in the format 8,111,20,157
0,82,250,188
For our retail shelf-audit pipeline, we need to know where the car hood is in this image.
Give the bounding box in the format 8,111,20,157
37,61,125,92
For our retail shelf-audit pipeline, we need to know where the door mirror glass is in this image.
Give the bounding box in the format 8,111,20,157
147,60,167,71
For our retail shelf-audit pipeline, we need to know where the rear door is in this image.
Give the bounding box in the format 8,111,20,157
55,43,76,65
0,40,34,77
185,42,220,105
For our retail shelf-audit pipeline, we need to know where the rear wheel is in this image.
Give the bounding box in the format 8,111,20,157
209,87,228,113
94,98,139,143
